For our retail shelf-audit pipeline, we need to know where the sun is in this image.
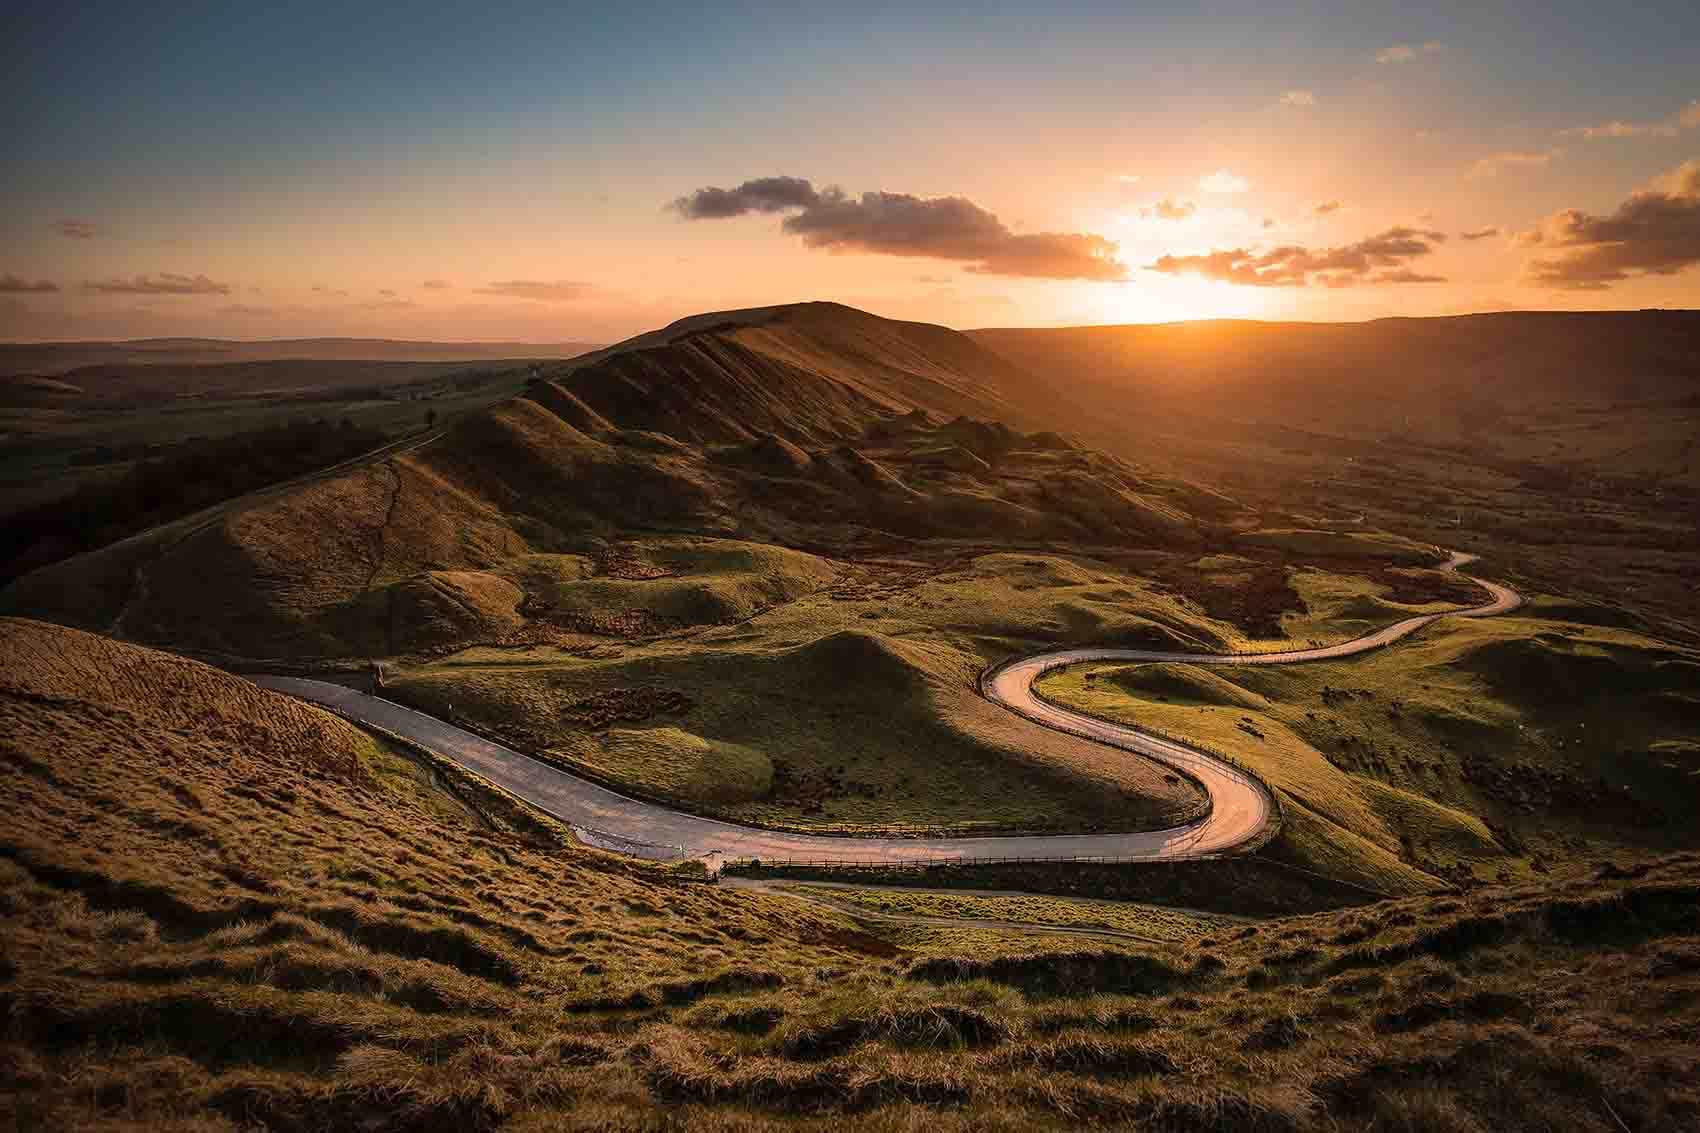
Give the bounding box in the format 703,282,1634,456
1077,273,1279,325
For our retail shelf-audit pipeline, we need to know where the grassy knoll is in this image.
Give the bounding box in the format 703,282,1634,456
7,615,1700,1130
1038,603,1700,892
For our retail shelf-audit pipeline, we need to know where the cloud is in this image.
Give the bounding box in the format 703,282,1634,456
1562,98,1700,139
1281,90,1316,106
218,304,276,316
474,279,599,301
311,285,349,297
1262,217,1276,229
378,289,396,297
1313,199,1344,216
670,175,820,219
82,272,230,295
0,274,59,293
1140,197,1196,221
1199,169,1250,193
1148,225,1448,287
1467,148,1561,179
51,218,99,239
1377,41,1443,64
421,279,453,289
350,298,419,310
1460,226,1501,240
1520,159,1700,290
1111,174,1142,184
913,274,953,284
670,176,1126,280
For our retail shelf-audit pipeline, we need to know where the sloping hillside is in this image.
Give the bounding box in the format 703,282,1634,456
572,301,1059,430
5,615,1699,1132
1,304,1228,660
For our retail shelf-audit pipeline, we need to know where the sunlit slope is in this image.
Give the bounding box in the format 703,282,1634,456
570,300,1060,430
0,303,1225,659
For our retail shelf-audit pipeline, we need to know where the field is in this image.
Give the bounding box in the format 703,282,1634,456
0,357,553,515
6,616,1700,1131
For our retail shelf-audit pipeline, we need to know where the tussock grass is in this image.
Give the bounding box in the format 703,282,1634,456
8,616,1700,1130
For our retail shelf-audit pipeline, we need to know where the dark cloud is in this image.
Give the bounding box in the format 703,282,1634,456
1148,226,1447,287
83,272,230,295
1313,199,1343,216
1141,197,1196,221
474,280,598,302
51,218,99,239
673,176,1125,280
421,279,453,289
671,176,821,219
1460,226,1501,240
0,273,59,293
1521,160,1700,290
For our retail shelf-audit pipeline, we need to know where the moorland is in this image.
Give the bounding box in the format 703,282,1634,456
3,302,1698,1131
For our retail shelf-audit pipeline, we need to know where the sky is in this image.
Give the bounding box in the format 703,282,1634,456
3,0,1699,342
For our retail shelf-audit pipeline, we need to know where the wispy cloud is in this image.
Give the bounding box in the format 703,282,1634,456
1198,169,1250,194
1313,200,1344,216
1521,159,1700,290
1376,41,1443,64
1149,226,1447,287
1460,226,1501,240
421,279,454,290
475,280,599,301
1466,148,1561,179
1280,90,1316,106
0,273,60,293
82,272,230,295
1141,197,1196,221
50,218,99,239
218,303,276,316
1561,98,1700,139
671,175,1126,280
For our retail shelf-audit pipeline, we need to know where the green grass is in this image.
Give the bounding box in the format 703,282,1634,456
11,613,1700,1132
1038,605,1700,891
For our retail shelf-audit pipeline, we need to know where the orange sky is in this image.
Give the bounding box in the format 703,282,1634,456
3,3,1698,342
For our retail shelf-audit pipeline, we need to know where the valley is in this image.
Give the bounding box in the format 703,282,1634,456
4,301,1697,1132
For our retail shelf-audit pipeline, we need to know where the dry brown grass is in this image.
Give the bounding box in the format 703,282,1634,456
5,617,1699,1131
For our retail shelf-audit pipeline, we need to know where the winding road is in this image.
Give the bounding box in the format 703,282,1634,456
254,551,1520,867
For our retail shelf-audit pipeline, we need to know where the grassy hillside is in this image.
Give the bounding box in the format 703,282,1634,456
1037,601,1700,892
2,305,1232,661
968,311,1700,641
5,616,1699,1131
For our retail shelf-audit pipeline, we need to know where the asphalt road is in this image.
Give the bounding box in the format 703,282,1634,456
254,551,1520,866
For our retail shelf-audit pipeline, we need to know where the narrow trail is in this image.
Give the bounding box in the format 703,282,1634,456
256,550,1522,874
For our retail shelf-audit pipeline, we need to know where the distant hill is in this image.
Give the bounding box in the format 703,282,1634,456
0,336,604,377
1,302,1228,659
970,310,1700,417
